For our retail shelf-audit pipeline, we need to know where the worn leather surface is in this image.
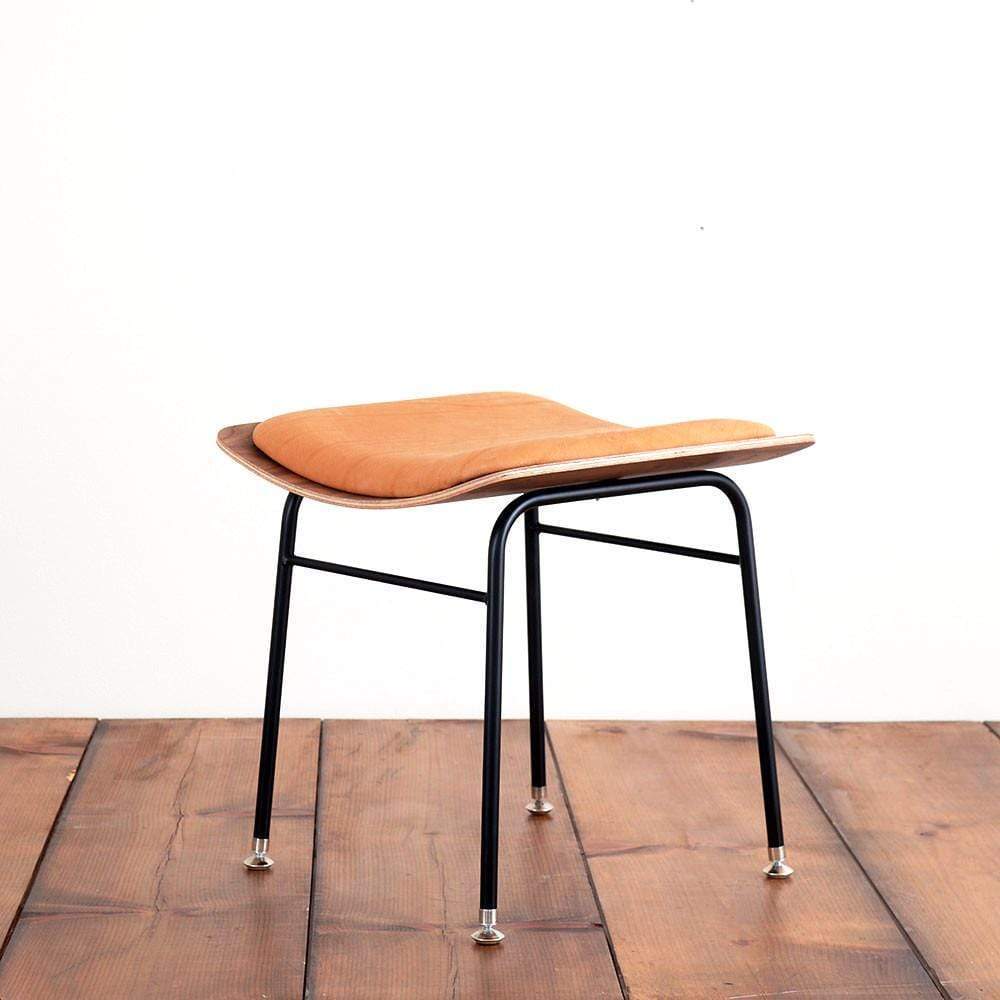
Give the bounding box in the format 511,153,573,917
251,392,774,499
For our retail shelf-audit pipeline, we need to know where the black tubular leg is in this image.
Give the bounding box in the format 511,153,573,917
524,508,546,791
252,492,303,844
478,513,508,923
470,469,790,894
474,497,545,941
723,484,784,849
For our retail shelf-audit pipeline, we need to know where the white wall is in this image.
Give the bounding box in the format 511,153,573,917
2,1,998,721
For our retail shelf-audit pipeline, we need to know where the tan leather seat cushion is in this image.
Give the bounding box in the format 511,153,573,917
251,392,774,499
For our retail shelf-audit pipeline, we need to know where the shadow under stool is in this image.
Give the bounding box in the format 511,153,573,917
217,391,814,944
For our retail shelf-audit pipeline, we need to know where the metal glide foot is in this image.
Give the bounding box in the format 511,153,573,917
525,785,554,815
471,908,505,945
243,837,274,870
763,845,793,878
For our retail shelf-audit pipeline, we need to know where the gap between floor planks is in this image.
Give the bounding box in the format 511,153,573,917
304,720,621,1000
0,719,320,999
1,720,998,999
548,721,946,1000
0,719,96,953
776,721,1000,1000
0,719,621,1000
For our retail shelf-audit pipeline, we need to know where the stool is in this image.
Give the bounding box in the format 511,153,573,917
217,392,813,944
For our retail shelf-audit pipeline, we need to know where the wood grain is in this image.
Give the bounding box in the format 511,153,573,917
0,718,95,949
0,719,319,1000
306,720,622,999
218,423,815,509
549,721,940,1000
778,722,1000,1000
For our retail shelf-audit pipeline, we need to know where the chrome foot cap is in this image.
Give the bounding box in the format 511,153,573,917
243,837,274,870
471,909,505,945
763,846,794,879
526,786,554,815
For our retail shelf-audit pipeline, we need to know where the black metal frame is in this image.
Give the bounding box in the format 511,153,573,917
247,469,787,939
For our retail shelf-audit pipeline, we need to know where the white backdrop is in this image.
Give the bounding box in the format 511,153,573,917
2,1,998,720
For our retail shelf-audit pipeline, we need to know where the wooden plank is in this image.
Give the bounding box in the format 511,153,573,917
0,719,95,948
307,720,622,999
218,422,814,509
0,718,319,1000
778,722,1000,1000
549,721,940,1000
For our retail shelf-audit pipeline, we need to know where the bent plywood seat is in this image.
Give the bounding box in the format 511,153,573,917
217,391,814,508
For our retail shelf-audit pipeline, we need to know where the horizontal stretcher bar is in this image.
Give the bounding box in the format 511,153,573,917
286,555,487,603
535,523,739,564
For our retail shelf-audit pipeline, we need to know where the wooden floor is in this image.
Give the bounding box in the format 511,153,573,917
1,720,998,999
